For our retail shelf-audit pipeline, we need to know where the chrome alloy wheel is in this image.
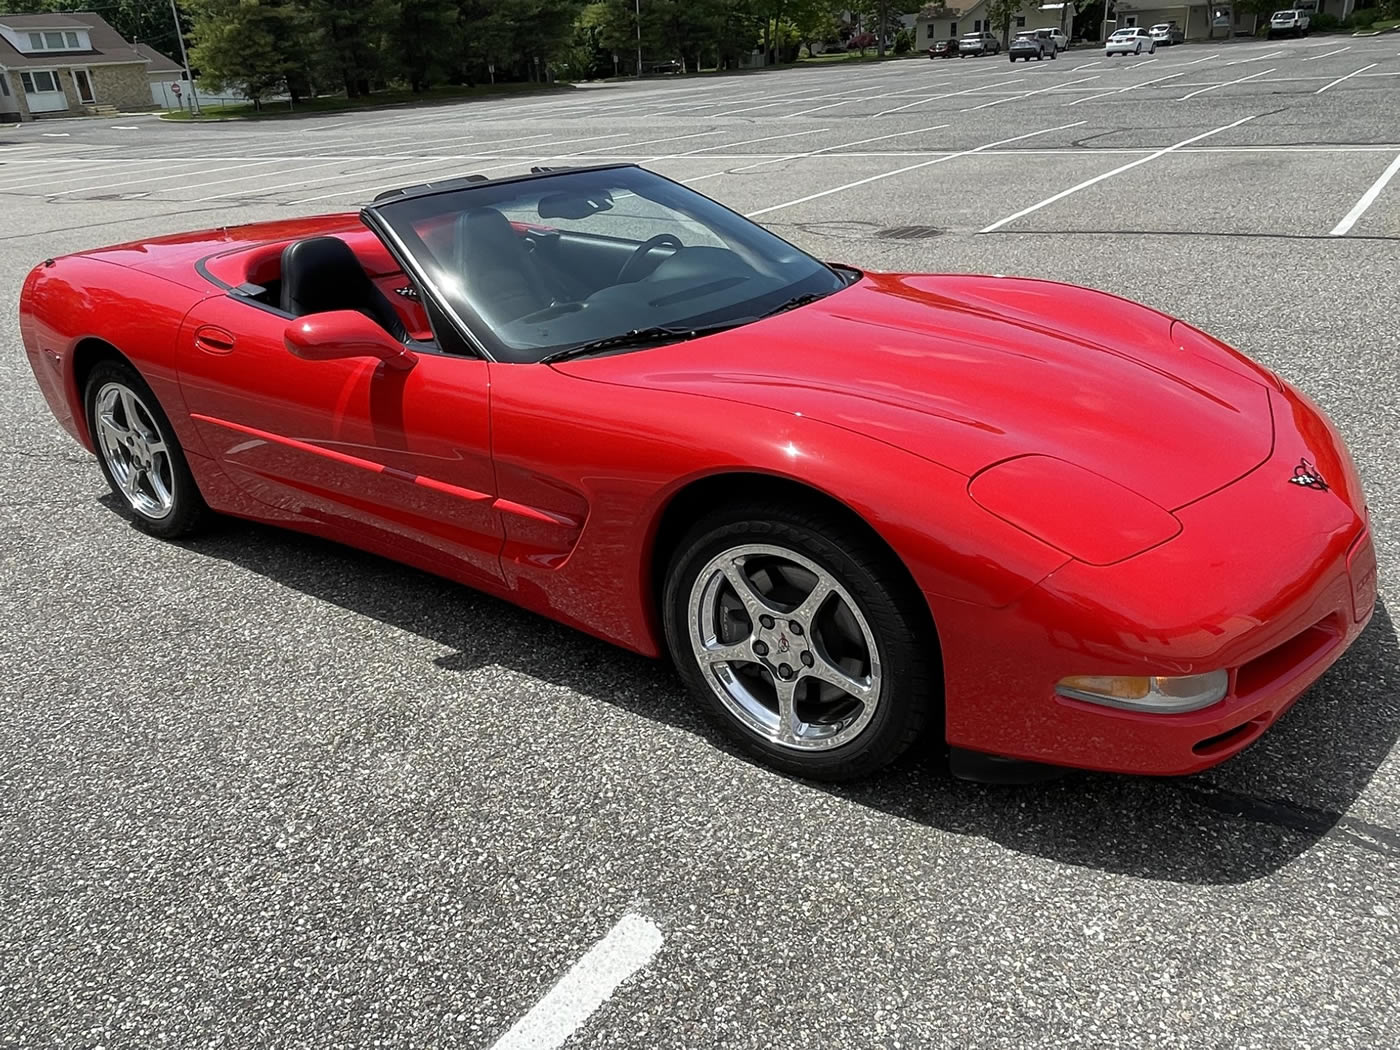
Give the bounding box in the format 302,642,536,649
687,543,883,751
93,381,175,520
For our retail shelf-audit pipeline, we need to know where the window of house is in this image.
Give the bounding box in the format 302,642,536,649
44,32,64,48
950,21,958,33
974,18,982,30
66,31,80,47
21,70,60,93
1124,14,1138,24
28,32,42,48
1015,16,1026,25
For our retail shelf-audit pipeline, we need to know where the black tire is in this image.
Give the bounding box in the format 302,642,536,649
662,503,938,782
84,359,211,538
1036,51,1044,60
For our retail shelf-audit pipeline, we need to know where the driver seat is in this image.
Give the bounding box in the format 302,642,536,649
280,236,409,342
453,208,550,325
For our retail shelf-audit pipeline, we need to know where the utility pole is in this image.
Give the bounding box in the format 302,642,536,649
635,0,643,76
168,0,200,116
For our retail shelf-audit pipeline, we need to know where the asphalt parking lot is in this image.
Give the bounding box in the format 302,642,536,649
2,34,1399,1048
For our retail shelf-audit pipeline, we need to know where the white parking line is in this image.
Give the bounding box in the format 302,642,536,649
645,127,828,161
569,129,725,156
1179,67,1274,101
962,75,1100,112
257,131,632,205
1068,71,1182,106
488,914,663,1050
1171,52,1219,66
1303,45,1351,61
680,122,952,186
1329,150,1400,236
980,114,1255,232
747,121,1085,218
1316,63,1378,94
873,77,1022,117
1226,49,1284,65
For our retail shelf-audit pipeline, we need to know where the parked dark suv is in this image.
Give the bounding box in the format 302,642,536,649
929,38,961,58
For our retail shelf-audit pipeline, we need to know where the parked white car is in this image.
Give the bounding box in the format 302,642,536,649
1268,9,1311,36
1105,27,1157,55
1149,21,1186,44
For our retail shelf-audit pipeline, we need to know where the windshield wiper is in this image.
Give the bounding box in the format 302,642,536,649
761,292,828,318
539,322,743,365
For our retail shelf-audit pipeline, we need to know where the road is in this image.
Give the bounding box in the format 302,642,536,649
1,34,1398,1049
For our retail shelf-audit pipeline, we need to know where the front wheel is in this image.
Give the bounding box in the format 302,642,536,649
663,506,936,781
85,360,210,537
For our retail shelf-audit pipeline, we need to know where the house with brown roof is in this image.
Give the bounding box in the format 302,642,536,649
0,11,161,121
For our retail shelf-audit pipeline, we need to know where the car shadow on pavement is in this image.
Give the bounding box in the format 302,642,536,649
174,513,1400,886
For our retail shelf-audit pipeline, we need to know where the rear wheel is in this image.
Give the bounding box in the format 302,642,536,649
85,360,210,538
663,505,936,782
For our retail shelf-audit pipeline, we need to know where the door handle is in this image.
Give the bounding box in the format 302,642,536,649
194,326,236,354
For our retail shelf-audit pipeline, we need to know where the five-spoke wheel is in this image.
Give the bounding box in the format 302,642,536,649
664,505,937,781
85,360,209,537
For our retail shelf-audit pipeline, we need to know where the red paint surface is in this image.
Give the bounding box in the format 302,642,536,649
19,213,1376,776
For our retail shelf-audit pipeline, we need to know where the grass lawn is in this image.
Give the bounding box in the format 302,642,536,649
161,80,574,121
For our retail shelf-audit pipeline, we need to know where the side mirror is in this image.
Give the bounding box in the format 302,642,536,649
284,310,417,371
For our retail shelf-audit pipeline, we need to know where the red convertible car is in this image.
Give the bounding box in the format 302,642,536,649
20,164,1376,782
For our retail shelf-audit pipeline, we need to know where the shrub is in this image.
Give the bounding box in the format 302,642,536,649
894,28,913,53
1310,11,1340,29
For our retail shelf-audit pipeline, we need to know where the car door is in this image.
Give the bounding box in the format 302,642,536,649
177,293,505,587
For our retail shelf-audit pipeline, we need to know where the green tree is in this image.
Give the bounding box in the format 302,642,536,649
392,0,460,91
188,0,309,105
984,0,1022,46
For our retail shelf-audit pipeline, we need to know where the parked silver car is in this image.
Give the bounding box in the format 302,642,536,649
1149,21,1185,44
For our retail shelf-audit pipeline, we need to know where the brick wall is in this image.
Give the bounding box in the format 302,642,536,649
90,62,153,111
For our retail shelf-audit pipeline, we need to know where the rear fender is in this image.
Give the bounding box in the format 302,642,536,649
20,256,215,456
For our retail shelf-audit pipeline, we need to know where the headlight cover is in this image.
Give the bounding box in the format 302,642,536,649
968,455,1181,565
1056,670,1229,713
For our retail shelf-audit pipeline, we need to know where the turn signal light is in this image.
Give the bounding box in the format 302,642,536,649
1055,670,1229,713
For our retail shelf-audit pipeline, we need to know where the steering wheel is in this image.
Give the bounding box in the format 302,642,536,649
618,234,683,284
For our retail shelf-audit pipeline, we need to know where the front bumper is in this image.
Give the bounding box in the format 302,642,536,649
933,385,1375,776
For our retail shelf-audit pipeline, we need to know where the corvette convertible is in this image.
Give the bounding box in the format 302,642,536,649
20,164,1376,782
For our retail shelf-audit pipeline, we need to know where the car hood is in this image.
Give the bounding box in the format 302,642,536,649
552,272,1275,510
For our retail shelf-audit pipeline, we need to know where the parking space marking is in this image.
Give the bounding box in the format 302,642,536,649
1329,150,1400,235
238,131,634,206
1179,67,1274,100
980,114,1255,232
680,122,954,189
873,77,1022,117
747,121,1085,218
1069,71,1183,105
962,75,1100,112
1171,52,1220,66
1226,49,1284,65
1304,45,1352,61
1316,63,1379,94
488,913,663,1050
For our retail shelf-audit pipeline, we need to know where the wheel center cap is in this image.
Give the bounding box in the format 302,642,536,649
753,619,812,674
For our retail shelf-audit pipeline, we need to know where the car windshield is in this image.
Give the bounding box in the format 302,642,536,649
369,165,846,363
